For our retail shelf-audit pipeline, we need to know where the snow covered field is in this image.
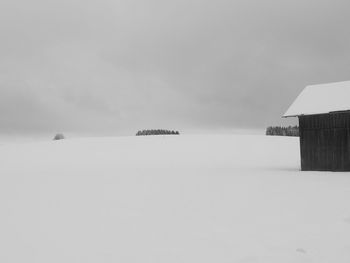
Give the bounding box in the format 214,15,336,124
1,134,350,263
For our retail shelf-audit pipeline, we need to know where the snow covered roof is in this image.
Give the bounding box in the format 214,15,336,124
283,81,350,117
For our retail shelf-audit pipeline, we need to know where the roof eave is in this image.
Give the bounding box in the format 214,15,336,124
282,110,350,118
282,115,298,118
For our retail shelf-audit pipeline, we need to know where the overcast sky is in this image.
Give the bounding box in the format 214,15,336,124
1,0,350,135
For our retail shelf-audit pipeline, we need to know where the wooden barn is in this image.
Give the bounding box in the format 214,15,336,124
283,81,350,171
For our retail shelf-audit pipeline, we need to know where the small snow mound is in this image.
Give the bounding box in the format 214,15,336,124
296,248,307,254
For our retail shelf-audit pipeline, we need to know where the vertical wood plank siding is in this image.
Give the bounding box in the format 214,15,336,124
299,112,350,171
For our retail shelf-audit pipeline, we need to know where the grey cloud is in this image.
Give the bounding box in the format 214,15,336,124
1,0,350,134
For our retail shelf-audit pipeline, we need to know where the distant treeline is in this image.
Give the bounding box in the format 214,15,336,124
266,126,299,137
136,129,180,136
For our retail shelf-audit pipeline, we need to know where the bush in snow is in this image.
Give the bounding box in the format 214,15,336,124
53,133,65,140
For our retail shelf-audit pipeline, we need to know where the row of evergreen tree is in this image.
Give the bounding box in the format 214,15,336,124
136,129,180,136
266,125,299,137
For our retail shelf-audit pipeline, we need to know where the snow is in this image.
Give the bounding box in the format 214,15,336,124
1,134,350,262
283,80,350,117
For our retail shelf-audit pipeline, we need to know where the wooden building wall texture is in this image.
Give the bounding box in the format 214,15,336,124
299,112,350,171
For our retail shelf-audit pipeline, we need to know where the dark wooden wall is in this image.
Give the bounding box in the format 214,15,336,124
299,112,350,171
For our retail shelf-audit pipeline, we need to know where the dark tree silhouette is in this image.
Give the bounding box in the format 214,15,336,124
266,126,299,137
136,129,180,136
